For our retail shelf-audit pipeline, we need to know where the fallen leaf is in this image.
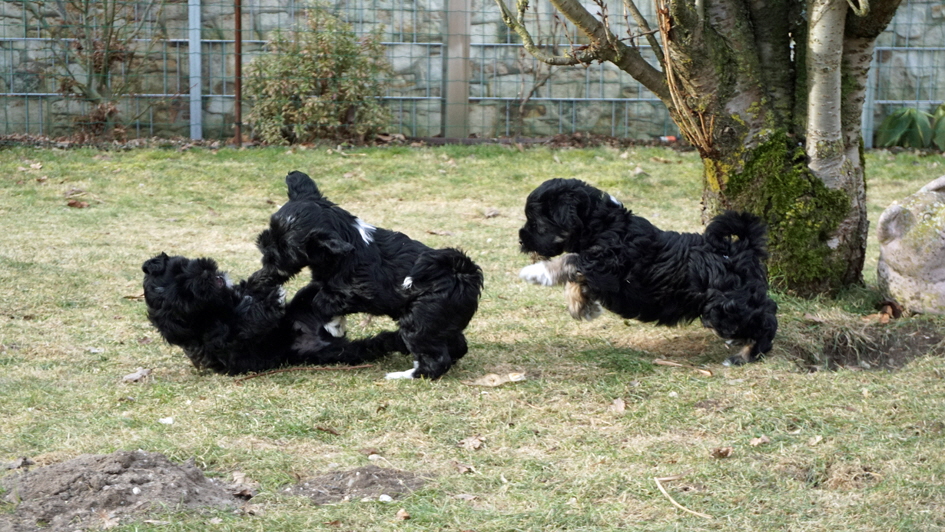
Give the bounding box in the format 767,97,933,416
232,471,257,494
483,208,501,218
359,447,381,456
99,511,120,529
803,313,828,324
316,426,340,436
209,517,223,525
67,199,90,208
395,508,411,520
458,435,485,450
158,417,174,425
30,162,43,170
426,229,454,236
452,461,476,474
609,398,626,412
122,367,152,383
461,372,526,387
137,336,153,345
749,435,771,447
808,435,823,446
324,521,342,527
710,447,734,459
454,493,477,501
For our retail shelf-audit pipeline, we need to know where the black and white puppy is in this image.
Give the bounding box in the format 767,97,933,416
518,178,778,366
253,171,484,380
142,253,407,376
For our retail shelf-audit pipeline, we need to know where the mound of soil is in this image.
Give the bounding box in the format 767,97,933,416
0,450,245,532
285,465,427,505
793,320,944,371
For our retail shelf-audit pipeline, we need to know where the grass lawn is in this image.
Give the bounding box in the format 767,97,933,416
1,143,944,531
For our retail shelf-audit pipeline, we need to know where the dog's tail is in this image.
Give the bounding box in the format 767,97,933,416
404,248,485,298
705,211,769,259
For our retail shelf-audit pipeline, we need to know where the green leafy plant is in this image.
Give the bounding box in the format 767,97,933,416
876,104,945,150
244,6,393,144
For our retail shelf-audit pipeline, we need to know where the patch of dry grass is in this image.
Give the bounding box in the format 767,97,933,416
0,144,944,531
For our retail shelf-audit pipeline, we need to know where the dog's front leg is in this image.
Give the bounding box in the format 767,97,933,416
519,253,581,286
310,289,352,338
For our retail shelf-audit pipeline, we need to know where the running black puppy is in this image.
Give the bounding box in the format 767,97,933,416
518,178,778,366
253,171,484,379
142,253,407,375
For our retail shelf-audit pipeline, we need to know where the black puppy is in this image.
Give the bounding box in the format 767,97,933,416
253,171,484,379
518,178,778,366
142,253,407,375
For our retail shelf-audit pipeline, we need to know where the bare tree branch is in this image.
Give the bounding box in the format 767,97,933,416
494,0,670,102
620,0,663,68
494,0,589,66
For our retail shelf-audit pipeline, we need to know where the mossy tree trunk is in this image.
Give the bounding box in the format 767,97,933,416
496,0,902,296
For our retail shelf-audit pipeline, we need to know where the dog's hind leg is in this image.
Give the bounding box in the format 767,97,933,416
564,277,603,321
447,334,468,362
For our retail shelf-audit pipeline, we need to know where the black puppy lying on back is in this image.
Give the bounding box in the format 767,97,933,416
253,171,484,380
518,178,778,366
142,253,407,375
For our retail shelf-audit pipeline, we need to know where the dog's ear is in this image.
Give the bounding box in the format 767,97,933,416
550,192,585,234
304,228,355,258
142,252,169,275
286,171,322,201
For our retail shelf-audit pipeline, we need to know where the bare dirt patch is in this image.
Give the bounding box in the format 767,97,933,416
1,450,246,532
788,320,944,371
285,465,428,505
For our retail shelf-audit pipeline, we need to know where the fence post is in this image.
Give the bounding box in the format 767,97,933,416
189,0,202,140
443,0,470,139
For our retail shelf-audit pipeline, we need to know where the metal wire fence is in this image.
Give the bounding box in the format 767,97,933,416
0,0,942,144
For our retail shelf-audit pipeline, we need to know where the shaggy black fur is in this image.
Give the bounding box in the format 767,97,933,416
142,253,407,375
253,171,484,379
518,178,778,365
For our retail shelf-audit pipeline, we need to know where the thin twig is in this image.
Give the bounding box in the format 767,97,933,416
653,475,713,519
233,364,375,384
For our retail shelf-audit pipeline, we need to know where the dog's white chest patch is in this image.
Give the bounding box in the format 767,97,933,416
324,316,347,338
353,218,376,244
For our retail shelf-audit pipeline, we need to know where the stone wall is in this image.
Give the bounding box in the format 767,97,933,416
1,0,943,140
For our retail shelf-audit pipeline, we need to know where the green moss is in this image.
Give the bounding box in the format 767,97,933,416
724,131,851,295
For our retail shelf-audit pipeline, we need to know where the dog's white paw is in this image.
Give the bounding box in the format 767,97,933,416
324,316,347,338
519,262,554,286
385,361,419,380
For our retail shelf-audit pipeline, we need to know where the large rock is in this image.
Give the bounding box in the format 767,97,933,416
877,175,945,314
